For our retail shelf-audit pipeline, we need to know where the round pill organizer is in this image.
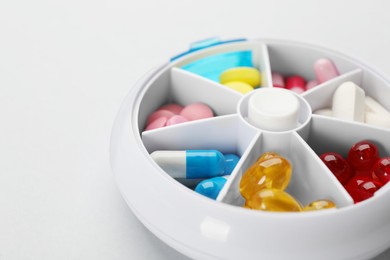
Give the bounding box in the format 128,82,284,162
110,38,390,260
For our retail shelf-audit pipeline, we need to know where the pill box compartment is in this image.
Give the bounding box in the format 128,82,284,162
307,115,390,165
219,131,353,208
142,115,258,188
111,39,390,260
267,41,359,82
138,67,242,132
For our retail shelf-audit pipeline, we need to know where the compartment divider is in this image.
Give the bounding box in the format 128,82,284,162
361,68,390,111
302,68,362,112
217,132,262,205
289,132,354,207
257,44,273,88
142,114,240,153
171,67,242,116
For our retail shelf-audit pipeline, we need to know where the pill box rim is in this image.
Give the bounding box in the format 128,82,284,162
110,38,390,219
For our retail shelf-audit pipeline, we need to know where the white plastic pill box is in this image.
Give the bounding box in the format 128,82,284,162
110,38,390,260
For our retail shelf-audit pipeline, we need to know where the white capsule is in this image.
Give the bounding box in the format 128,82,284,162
365,96,390,115
332,81,365,122
365,112,390,128
314,108,333,117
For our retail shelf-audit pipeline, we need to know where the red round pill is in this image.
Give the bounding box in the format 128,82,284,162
320,152,353,185
345,176,382,203
286,76,306,90
373,157,390,185
347,141,379,171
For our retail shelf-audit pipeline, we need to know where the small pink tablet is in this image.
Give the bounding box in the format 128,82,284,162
180,103,214,121
146,110,175,125
166,115,188,126
159,104,184,115
145,117,168,131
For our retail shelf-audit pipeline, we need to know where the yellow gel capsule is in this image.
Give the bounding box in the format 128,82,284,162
223,81,254,94
303,199,336,211
220,67,261,87
245,189,302,212
256,152,280,162
240,155,292,200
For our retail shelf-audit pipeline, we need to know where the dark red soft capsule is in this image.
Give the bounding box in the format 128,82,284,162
320,152,353,185
347,141,379,171
373,157,390,185
345,176,382,203
354,169,374,179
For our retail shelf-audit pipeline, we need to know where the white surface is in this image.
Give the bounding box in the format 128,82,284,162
2,0,390,259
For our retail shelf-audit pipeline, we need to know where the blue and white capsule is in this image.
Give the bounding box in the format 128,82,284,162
151,150,226,179
195,176,229,200
224,154,240,175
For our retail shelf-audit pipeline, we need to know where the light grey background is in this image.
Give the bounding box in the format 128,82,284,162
1,0,390,259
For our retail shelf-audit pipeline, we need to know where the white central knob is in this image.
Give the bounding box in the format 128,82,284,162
248,88,300,131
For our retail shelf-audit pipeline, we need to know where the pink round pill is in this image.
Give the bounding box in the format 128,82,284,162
158,103,184,115
146,110,175,125
180,103,214,121
145,117,168,131
306,80,319,90
166,115,189,126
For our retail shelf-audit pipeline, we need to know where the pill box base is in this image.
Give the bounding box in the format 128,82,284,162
111,39,390,260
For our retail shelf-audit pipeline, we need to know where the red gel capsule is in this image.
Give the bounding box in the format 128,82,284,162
347,141,379,171
320,152,353,185
373,157,390,185
354,169,374,179
356,180,383,202
345,177,382,203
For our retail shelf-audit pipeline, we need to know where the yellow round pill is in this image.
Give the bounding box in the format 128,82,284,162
223,81,254,94
220,67,261,87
